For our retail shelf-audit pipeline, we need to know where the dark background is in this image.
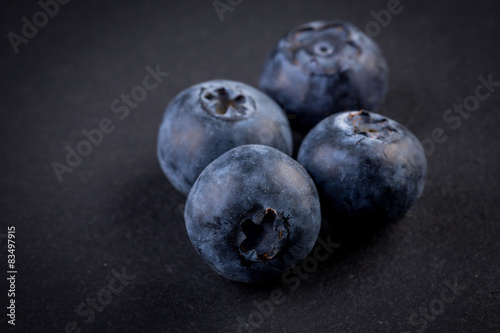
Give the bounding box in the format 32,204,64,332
1,0,499,332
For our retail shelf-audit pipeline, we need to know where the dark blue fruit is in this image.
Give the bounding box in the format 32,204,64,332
185,145,321,283
297,111,426,229
260,20,388,131
157,80,293,196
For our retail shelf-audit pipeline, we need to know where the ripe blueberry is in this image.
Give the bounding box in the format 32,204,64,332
185,145,321,283
297,111,427,229
157,80,293,196
260,20,388,131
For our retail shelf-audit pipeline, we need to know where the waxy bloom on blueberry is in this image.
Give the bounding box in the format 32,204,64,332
184,145,321,283
157,80,292,196
298,111,426,228
260,20,388,130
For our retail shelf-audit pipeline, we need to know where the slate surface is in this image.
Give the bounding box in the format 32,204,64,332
1,0,499,332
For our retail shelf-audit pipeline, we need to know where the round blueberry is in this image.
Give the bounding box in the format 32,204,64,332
185,145,321,283
260,20,389,131
297,111,427,229
157,80,293,196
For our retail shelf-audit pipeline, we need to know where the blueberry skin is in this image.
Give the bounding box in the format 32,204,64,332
297,111,427,228
260,20,388,131
157,80,293,196
185,145,321,283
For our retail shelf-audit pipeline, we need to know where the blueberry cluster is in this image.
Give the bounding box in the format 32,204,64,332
157,20,426,283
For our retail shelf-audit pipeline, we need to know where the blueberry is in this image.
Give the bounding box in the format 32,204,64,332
297,111,427,229
184,145,321,283
260,20,389,131
157,80,293,196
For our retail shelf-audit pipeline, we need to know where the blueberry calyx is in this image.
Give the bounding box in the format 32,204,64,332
313,41,335,56
239,208,288,262
285,21,362,75
200,86,256,120
347,110,401,143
